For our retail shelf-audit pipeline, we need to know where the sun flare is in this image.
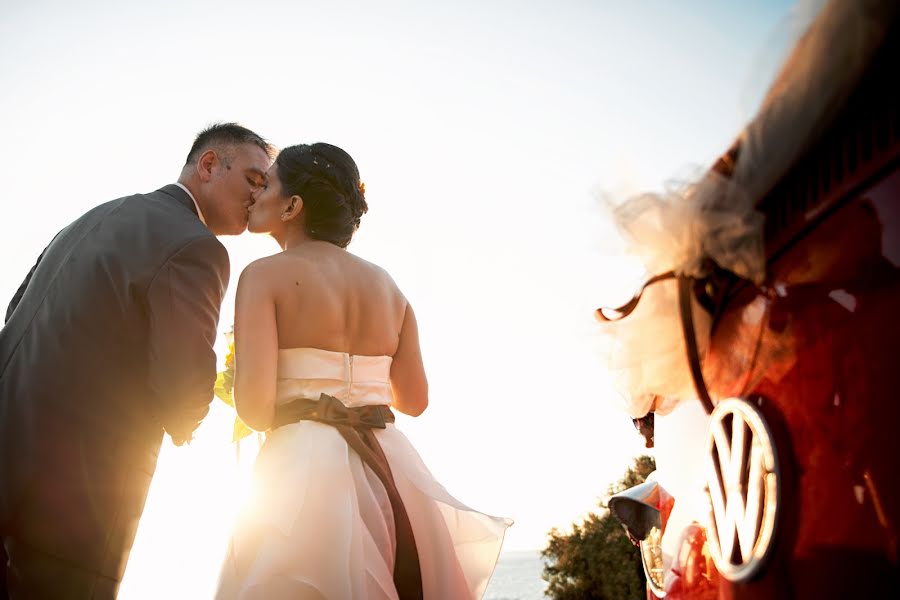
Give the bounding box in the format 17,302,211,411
118,403,261,599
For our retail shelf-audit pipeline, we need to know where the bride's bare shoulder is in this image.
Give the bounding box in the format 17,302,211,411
348,251,388,274
236,253,291,288
350,253,404,293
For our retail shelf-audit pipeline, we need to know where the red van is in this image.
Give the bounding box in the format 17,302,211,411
607,1,899,597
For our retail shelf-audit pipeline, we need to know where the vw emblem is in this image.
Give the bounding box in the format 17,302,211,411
704,398,780,581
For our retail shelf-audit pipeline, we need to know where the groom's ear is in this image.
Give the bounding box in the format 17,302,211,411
197,150,217,182
282,195,304,222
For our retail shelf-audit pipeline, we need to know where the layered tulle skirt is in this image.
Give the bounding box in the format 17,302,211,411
215,420,511,599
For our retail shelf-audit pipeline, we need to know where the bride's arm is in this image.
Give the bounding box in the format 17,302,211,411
233,261,278,431
389,302,428,416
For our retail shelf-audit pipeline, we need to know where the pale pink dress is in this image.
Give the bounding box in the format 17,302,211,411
215,347,511,599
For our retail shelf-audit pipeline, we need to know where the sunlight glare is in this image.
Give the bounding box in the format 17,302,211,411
118,403,261,599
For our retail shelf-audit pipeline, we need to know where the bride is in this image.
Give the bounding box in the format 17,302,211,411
214,143,510,599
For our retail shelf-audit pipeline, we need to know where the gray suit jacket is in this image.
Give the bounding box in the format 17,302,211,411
0,184,229,581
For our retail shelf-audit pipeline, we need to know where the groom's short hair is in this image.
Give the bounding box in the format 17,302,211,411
185,123,274,166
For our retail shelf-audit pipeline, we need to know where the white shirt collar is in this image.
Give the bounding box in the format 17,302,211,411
174,182,206,226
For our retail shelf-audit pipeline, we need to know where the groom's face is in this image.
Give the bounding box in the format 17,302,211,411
204,143,271,235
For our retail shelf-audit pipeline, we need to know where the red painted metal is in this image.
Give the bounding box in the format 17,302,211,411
660,12,900,599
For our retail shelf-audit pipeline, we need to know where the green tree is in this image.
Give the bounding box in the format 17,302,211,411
542,455,656,600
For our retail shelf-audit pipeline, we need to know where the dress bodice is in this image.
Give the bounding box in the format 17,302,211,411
276,347,393,408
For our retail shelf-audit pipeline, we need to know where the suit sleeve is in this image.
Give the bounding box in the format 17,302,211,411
146,236,230,445
5,237,57,323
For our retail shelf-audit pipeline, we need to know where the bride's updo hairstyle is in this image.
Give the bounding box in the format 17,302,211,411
275,143,368,248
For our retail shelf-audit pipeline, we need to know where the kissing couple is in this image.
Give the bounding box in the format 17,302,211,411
0,123,510,599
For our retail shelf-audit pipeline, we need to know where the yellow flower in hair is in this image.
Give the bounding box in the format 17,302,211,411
359,181,366,195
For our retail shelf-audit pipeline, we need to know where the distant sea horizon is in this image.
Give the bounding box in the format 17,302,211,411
483,550,548,600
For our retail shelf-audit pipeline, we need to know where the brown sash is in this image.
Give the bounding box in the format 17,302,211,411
272,394,424,600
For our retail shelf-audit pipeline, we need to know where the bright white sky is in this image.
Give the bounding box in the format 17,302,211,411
1,0,802,596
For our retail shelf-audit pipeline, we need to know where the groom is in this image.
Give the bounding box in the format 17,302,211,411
0,123,272,598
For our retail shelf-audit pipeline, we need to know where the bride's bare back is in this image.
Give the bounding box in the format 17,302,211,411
233,243,428,430
266,242,406,355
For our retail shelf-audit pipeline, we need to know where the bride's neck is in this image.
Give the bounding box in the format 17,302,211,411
279,228,332,252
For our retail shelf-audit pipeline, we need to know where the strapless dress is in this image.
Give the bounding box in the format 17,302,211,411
215,348,511,599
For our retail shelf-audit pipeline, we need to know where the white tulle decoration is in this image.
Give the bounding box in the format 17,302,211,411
595,0,899,417
596,169,762,418
610,170,765,284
